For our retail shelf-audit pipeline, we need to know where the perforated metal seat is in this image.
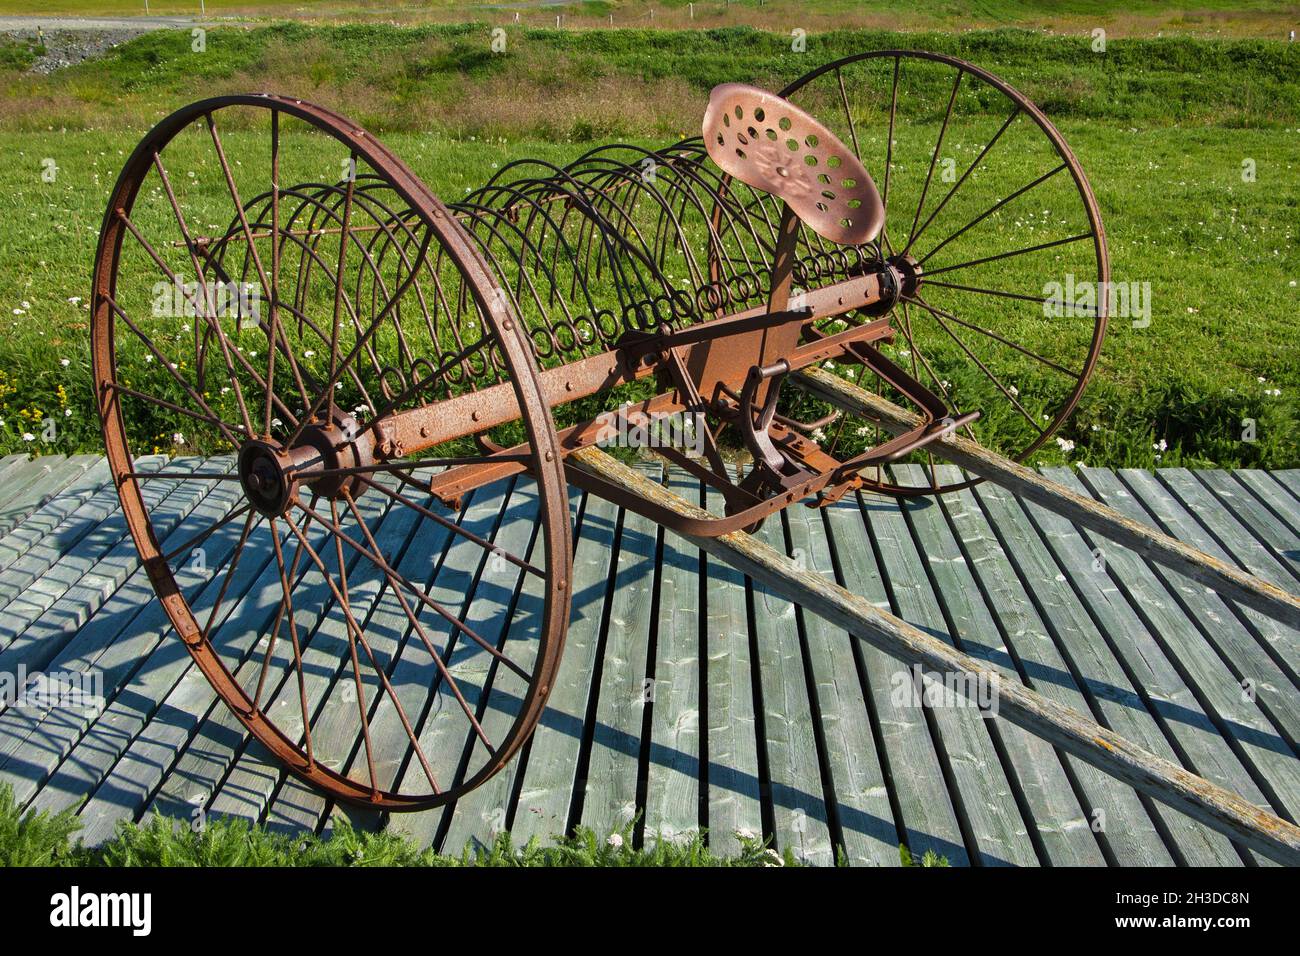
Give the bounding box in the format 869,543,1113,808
703,82,885,246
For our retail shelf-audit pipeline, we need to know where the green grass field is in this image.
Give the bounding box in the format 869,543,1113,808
0,23,1296,469
3,0,1299,39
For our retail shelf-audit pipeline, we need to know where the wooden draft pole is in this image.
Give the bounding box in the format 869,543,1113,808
793,366,1300,629
567,446,1300,865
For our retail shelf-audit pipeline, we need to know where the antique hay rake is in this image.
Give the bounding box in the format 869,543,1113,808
91,51,1300,860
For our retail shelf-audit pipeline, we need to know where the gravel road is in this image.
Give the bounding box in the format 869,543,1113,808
0,14,211,73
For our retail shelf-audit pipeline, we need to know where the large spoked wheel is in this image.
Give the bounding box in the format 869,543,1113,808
91,95,571,810
779,50,1109,495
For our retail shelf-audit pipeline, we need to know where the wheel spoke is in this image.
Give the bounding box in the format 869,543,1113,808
201,507,261,643
923,277,1100,315
918,163,1067,266
129,470,242,481
295,495,499,751
265,515,315,765
254,497,313,713
330,498,379,797
265,109,283,436
162,500,253,564
106,298,244,448
904,71,961,252
921,231,1091,278
909,294,1046,435
903,294,1083,378
906,106,1020,254
110,382,241,448
285,231,433,450
207,114,314,418
356,472,544,579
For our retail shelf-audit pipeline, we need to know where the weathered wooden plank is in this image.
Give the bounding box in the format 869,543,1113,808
432,481,559,855
1199,470,1300,584
1234,470,1300,539
748,510,836,866
1078,467,1300,754
23,479,262,830
0,458,224,671
0,456,112,574
0,454,30,483
893,463,1104,865
205,483,404,824
1041,467,1298,844
568,448,1300,865
782,497,900,866
866,474,1039,865
0,456,66,515
506,490,618,846
976,477,1246,865
575,461,662,843
1080,467,1300,749
0,458,161,608
700,479,764,857
821,493,970,865
792,368,1300,627
935,465,1171,865
640,469,704,849
1272,470,1300,502
366,483,525,846
1118,469,1300,686
0,466,240,808
0,454,100,538
270,470,460,837
1158,468,1300,603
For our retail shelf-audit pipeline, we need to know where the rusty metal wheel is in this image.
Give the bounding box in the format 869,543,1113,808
776,50,1109,495
91,94,571,810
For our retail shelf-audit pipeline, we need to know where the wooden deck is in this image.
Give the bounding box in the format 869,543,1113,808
0,452,1297,866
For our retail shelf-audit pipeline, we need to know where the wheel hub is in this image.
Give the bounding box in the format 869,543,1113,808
237,410,374,517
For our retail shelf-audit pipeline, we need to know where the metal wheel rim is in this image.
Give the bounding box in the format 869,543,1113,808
91,94,572,809
777,49,1110,496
